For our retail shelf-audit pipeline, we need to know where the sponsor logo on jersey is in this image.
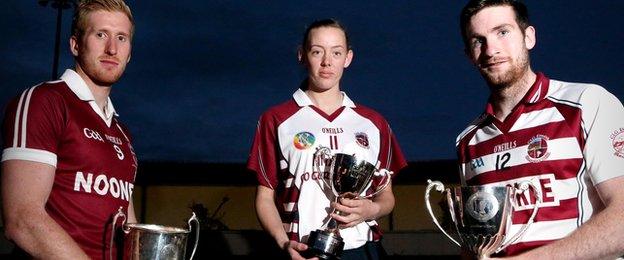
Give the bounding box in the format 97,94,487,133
526,134,550,163
610,128,624,158
322,127,344,134
493,140,517,153
293,132,315,150
73,171,134,201
511,174,559,210
466,191,499,222
83,128,104,142
105,134,123,145
355,132,369,149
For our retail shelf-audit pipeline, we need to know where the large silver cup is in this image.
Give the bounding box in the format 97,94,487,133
306,146,391,259
110,207,200,260
425,180,541,259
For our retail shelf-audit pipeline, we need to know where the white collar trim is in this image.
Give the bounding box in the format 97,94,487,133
292,88,356,108
60,69,118,125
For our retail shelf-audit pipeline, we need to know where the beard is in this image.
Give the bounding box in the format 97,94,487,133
480,49,530,90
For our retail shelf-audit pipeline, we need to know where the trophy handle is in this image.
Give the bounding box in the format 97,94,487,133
361,168,392,199
109,206,127,260
497,180,542,252
314,146,334,194
425,180,461,247
187,212,200,260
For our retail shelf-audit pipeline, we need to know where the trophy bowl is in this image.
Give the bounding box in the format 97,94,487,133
425,180,541,258
305,146,391,259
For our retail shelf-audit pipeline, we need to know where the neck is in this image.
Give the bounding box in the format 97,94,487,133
489,68,537,121
305,83,343,115
75,66,112,112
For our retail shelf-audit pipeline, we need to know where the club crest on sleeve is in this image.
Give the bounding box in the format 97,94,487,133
355,132,369,149
526,134,550,163
293,132,315,150
610,128,624,158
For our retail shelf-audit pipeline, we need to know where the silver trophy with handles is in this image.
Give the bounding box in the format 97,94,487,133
306,146,392,260
424,179,541,259
111,207,200,260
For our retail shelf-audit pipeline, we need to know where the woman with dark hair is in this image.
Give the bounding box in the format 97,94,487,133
248,19,407,259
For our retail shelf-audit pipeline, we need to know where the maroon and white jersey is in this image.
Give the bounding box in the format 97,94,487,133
248,89,406,250
2,69,137,259
456,73,624,256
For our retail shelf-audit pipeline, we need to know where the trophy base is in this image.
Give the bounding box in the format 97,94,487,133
306,229,344,259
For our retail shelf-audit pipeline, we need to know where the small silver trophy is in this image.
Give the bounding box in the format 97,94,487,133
306,146,391,259
425,179,541,259
110,207,200,260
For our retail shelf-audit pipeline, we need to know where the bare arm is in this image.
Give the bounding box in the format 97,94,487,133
255,185,316,260
127,199,137,223
1,160,89,259
510,176,624,259
331,181,395,227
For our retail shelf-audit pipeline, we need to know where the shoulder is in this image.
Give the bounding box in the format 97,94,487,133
547,79,614,107
352,103,389,125
257,99,301,124
456,113,488,146
5,81,68,113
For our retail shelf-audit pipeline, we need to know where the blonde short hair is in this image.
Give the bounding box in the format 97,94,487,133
71,0,134,39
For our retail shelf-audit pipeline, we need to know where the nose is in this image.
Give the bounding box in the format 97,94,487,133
105,38,118,56
321,52,331,67
483,37,500,57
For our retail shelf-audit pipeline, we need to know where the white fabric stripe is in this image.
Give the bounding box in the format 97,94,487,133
385,124,392,169
284,177,294,188
464,137,583,179
529,82,542,103
115,123,130,143
12,89,28,147
1,147,57,167
468,125,502,145
20,87,37,148
283,202,295,212
286,222,298,233
509,107,565,132
508,218,576,243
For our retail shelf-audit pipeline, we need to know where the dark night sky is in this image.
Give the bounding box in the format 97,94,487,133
1,1,623,163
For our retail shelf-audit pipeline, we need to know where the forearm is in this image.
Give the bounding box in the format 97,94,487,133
4,209,89,259
370,182,395,220
512,202,624,259
255,186,289,248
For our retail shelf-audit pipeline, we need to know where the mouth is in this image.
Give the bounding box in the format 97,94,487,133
319,71,334,78
100,59,120,67
480,59,508,69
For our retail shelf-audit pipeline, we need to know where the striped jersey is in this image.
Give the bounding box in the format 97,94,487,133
456,73,624,255
247,88,407,250
1,69,137,259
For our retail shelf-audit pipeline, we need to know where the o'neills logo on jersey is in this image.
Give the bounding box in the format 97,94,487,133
355,132,369,149
293,132,315,150
73,172,134,201
610,128,624,158
526,134,550,163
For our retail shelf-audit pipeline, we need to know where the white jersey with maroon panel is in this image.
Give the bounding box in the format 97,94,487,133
248,88,406,250
456,73,624,256
1,69,137,259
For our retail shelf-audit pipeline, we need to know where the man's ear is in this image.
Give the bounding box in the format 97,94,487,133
70,35,80,57
524,25,536,50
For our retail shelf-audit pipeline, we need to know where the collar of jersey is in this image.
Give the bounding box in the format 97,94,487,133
60,69,118,120
484,72,550,117
292,88,356,108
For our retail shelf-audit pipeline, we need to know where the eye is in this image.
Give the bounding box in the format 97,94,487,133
471,38,484,48
333,51,342,56
96,32,107,39
498,29,509,37
117,35,128,42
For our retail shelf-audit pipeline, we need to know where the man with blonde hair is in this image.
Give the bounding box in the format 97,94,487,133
2,0,137,258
